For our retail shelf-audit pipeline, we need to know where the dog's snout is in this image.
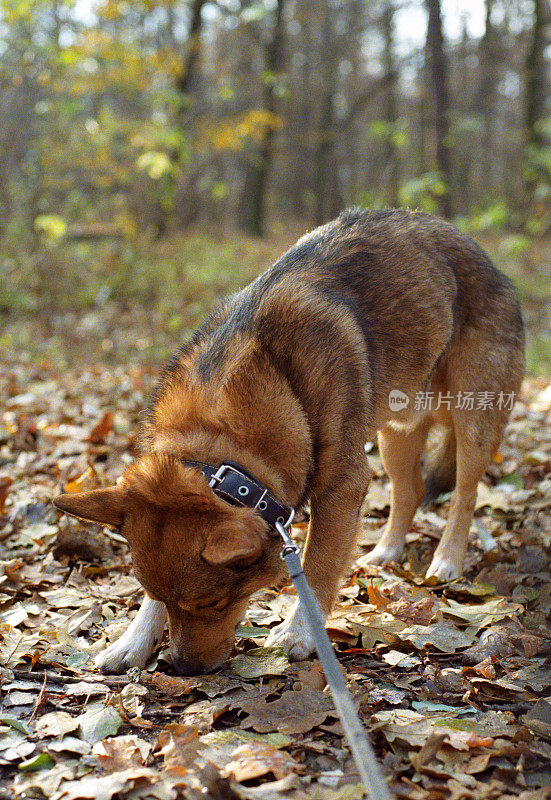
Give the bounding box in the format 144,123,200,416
171,654,207,676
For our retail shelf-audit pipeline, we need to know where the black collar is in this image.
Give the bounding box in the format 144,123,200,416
181,460,294,530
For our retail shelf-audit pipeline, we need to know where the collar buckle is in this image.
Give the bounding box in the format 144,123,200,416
184,459,295,533
208,463,232,488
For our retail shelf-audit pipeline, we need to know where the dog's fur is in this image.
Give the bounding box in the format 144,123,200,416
54,209,525,675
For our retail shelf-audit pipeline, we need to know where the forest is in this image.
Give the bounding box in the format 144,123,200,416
0,2,550,800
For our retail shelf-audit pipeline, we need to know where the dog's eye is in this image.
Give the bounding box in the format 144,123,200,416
195,596,229,612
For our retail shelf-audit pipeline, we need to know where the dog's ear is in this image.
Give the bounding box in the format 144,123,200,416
202,520,263,568
53,487,126,528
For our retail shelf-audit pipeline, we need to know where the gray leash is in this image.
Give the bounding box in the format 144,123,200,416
275,521,394,800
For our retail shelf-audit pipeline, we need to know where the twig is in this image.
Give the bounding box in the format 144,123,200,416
28,673,47,722
9,668,133,689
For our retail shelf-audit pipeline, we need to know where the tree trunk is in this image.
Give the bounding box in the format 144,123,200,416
479,0,497,193
238,0,286,237
524,0,547,203
425,0,453,218
178,0,207,98
382,1,399,206
314,2,343,226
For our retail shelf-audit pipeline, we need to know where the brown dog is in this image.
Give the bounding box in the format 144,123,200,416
54,209,524,675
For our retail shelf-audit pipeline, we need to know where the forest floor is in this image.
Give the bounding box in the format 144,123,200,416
0,229,550,799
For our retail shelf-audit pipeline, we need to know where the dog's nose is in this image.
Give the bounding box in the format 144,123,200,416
171,655,206,676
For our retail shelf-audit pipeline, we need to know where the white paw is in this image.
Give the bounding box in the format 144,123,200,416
361,541,405,566
95,596,167,674
426,554,462,581
94,629,160,673
265,603,317,661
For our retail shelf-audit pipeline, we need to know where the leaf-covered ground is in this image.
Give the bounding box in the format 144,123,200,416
1,360,550,800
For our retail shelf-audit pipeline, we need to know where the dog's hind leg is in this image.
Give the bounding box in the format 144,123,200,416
364,417,431,566
426,412,501,580
95,595,167,674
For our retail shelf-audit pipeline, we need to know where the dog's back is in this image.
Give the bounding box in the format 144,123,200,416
151,208,524,439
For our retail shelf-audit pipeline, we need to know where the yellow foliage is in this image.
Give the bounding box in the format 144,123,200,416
209,109,284,152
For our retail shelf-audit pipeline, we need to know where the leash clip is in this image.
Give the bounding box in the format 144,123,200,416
275,513,298,558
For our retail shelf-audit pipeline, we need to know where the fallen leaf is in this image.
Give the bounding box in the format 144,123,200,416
202,729,291,749
47,738,91,756
441,597,523,629
155,723,199,772
93,735,151,771
297,661,327,691
229,646,289,679
36,712,80,739
86,411,114,444
18,752,55,771
381,650,422,668
0,476,13,513
50,768,157,800
239,687,335,734
223,742,302,781
395,620,475,652
77,703,123,744
387,596,436,626
178,698,230,732
149,672,195,697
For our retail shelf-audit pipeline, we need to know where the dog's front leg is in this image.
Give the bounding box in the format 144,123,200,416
95,594,167,673
266,458,369,660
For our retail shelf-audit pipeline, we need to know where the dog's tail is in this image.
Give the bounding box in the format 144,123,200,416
421,427,456,507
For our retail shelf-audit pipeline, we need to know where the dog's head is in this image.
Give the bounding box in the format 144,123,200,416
54,454,285,674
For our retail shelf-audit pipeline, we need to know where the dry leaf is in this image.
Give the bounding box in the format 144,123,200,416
92,735,151,771
0,476,13,513
239,687,335,734
223,742,302,782
86,411,114,444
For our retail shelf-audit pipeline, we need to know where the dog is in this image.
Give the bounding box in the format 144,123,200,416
54,208,525,675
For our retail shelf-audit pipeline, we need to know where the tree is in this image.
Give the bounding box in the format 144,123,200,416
382,0,399,206
313,0,344,226
425,0,453,218
237,0,286,237
524,0,548,208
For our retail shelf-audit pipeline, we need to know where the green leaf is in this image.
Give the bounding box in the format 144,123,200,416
219,86,235,102
412,701,474,715
136,151,173,180
18,752,55,771
66,652,91,668
261,69,277,86
242,3,268,22
77,703,123,743
446,582,497,598
211,181,229,201
229,647,289,679
0,716,32,735
497,473,524,490
34,215,67,240
203,728,291,748
502,234,531,257
235,625,271,638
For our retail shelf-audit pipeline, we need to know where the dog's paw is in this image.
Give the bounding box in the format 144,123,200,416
361,541,404,566
94,630,160,674
265,605,317,661
426,554,462,581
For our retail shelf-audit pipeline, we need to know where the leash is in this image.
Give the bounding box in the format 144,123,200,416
275,520,394,800
182,459,393,798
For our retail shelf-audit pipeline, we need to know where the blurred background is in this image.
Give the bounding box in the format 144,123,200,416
0,0,549,373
